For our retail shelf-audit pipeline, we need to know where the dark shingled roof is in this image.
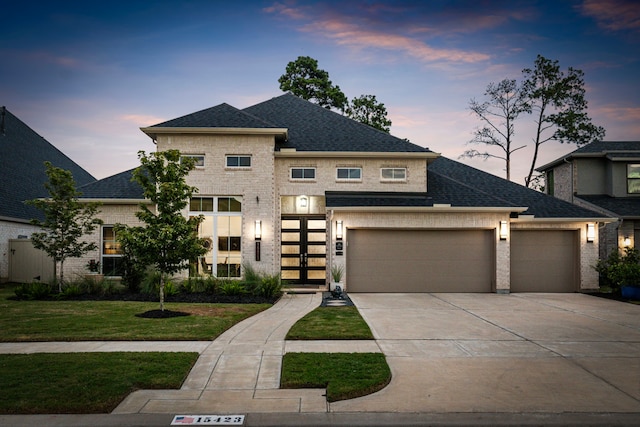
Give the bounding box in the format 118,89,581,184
78,169,143,199
428,157,605,218
149,103,280,129
577,195,640,219
0,107,96,222
243,94,431,153
537,141,640,171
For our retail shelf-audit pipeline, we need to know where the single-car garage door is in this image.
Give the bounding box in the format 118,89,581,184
347,229,494,293
510,230,578,292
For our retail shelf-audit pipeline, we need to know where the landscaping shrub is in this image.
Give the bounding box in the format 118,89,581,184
254,274,282,299
14,282,53,300
218,280,248,296
594,247,640,292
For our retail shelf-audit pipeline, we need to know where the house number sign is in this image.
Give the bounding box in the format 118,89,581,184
171,415,244,425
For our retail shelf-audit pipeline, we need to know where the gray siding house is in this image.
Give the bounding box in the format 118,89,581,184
537,141,640,258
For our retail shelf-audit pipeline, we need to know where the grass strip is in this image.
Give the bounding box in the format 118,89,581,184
285,306,374,340
281,352,391,402
0,352,198,414
0,286,270,341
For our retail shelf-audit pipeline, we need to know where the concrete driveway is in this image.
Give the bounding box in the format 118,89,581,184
331,293,640,414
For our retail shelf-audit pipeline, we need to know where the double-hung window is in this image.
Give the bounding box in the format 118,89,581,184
628,164,640,194
381,167,406,181
101,226,123,276
290,167,316,180
336,167,362,181
226,155,251,168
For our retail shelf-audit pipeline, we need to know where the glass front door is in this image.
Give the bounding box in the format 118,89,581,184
281,216,326,284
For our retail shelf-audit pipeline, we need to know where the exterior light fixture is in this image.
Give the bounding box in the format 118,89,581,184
299,196,308,208
624,236,631,247
499,221,508,241
586,223,595,243
255,220,262,240
336,220,344,240
254,220,262,262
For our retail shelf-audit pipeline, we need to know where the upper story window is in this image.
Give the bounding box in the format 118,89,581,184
337,167,362,181
381,167,406,181
226,155,251,168
628,164,640,194
181,154,205,168
291,167,316,180
190,196,242,212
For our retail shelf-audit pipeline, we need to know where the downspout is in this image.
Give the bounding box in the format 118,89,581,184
328,209,333,290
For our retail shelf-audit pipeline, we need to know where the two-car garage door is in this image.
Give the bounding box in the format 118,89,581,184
347,229,494,293
346,228,578,293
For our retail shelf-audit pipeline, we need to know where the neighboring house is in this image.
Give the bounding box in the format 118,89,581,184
0,106,96,282
77,94,611,293
537,141,640,259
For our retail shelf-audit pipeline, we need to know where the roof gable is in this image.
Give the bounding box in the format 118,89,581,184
148,103,280,129
0,107,96,222
538,141,640,171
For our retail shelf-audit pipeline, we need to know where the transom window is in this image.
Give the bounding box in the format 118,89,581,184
381,167,406,181
628,164,640,194
190,196,242,212
291,167,316,180
226,155,251,168
337,167,362,180
181,154,205,168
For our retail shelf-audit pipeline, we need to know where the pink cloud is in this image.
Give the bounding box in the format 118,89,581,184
121,114,167,127
23,51,81,68
264,2,490,64
579,0,640,31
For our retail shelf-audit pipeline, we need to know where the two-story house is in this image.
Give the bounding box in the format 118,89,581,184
537,141,640,258
76,94,611,293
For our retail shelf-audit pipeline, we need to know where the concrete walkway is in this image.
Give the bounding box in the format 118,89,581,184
113,292,378,415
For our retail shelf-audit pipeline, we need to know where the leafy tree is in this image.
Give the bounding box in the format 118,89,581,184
27,162,102,291
278,56,348,111
522,55,605,187
346,94,392,133
116,150,206,311
462,79,529,181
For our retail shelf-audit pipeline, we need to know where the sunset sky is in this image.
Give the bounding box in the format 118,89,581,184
2,0,639,184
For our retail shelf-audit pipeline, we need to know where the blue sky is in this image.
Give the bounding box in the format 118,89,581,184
2,0,639,183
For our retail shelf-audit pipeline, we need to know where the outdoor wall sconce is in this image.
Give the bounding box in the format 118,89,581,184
254,220,262,261
624,236,631,247
586,223,595,243
299,196,308,208
336,220,344,240
499,221,508,240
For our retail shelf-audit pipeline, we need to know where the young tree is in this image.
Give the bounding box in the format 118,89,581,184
346,94,392,133
278,56,348,111
117,150,207,311
27,162,102,291
522,55,605,187
461,79,529,181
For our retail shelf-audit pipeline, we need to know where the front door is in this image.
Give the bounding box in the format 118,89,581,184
281,216,327,285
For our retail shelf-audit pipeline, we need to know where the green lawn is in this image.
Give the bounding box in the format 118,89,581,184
0,286,270,341
281,352,391,402
285,305,374,340
0,352,198,414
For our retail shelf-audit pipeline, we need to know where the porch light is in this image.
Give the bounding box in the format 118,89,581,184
624,236,631,247
499,221,508,241
336,220,344,240
299,196,308,208
254,220,262,240
586,223,595,243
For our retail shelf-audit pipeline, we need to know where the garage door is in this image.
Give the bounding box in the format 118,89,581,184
346,229,494,293
510,230,577,292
